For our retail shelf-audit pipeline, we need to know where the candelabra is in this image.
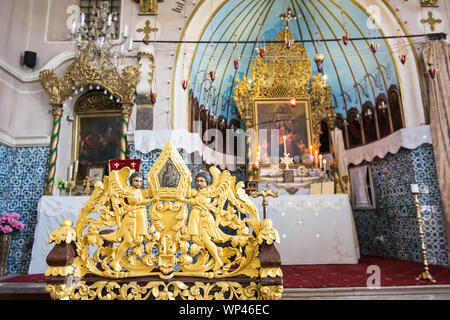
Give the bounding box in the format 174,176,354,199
69,0,136,69
411,184,436,283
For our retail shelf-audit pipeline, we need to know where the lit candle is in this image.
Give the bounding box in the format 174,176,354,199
319,154,323,169
411,184,420,194
310,147,313,156
283,135,287,155
314,150,318,168
123,24,128,37
107,14,112,26
81,12,85,27
323,159,327,172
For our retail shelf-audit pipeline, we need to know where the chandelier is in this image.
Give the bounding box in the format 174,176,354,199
69,0,135,69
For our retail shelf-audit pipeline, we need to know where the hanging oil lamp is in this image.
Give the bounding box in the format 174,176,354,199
257,47,265,58
181,80,188,91
150,92,157,104
370,42,380,54
314,53,325,73
399,54,408,65
209,70,216,82
342,34,350,46
428,68,439,79
233,58,240,70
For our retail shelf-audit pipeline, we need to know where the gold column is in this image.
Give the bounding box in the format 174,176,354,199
120,103,133,160
45,104,63,195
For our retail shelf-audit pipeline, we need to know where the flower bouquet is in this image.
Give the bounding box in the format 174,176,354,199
0,212,24,275
56,178,69,196
0,212,24,235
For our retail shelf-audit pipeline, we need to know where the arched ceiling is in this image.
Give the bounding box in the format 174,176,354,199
188,0,401,124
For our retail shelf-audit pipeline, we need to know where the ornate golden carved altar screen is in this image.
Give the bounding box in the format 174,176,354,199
234,30,336,180
44,141,283,300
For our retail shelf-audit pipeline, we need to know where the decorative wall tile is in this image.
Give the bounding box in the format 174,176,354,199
0,143,49,274
353,144,449,266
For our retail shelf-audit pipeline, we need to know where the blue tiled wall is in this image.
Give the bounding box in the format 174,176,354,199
0,143,49,273
353,144,449,266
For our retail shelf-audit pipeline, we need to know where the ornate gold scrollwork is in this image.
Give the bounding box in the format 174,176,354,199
65,141,271,285
47,280,261,300
39,44,139,111
234,30,335,149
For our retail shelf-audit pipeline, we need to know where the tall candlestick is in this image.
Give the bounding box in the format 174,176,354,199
81,12,85,27
283,135,287,155
319,154,323,169
323,159,327,172
123,24,128,37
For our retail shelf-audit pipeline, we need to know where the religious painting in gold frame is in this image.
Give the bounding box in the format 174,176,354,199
72,113,122,185
254,98,312,167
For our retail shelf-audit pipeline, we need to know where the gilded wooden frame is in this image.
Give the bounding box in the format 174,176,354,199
253,98,313,167
72,112,122,184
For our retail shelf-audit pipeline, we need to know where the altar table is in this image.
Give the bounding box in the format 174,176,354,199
254,194,360,265
29,193,359,273
28,196,90,274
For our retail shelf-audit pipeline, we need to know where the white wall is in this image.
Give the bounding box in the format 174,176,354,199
0,0,448,145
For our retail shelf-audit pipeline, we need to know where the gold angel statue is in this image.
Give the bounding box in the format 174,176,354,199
183,172,233,270
72,141,271,280
99,169,158,271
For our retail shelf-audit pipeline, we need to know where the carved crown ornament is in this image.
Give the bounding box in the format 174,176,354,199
39,43,140,117
234,30,335,148
44,141,283,300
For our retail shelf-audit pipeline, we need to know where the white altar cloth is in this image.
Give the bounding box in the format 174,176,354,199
28,196,90,274
345,125,432,165
29,194,359,273
255,194,360,265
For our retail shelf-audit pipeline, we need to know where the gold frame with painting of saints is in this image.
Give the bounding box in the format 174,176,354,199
254,98,313,167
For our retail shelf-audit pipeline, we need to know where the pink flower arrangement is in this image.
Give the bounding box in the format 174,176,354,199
0,213,24,235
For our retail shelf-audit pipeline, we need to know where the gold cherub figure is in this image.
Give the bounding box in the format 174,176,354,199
182,172,232,270
99,169,158,272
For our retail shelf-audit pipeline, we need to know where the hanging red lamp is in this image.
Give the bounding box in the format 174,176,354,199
150,92,157,104
399,54,408,66
342,34,350,46
314,53,325,73
233,58,240,70
181,80,188,91
209,70,216,82
370,42,380,54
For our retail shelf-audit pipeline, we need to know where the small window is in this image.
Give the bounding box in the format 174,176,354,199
349,164,376,209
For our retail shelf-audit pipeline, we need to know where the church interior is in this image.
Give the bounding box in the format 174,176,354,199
0,0,449,301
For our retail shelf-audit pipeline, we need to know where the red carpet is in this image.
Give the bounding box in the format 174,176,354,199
282,256,450,288
2,256,450,288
